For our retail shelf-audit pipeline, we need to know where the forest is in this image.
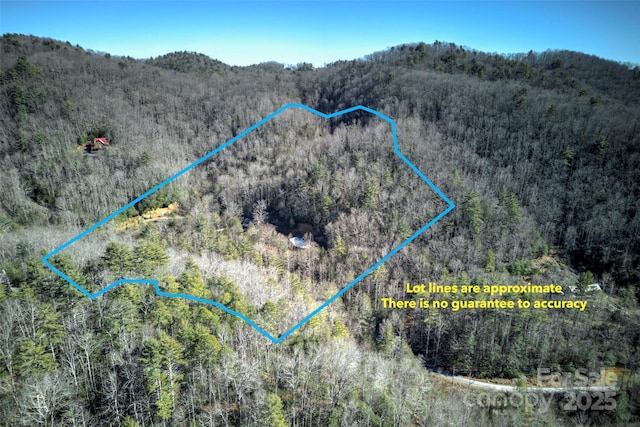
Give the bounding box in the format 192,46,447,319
0,34,639,426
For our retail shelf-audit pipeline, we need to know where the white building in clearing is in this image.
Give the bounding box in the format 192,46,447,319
289,237,308,249
567,283,602,294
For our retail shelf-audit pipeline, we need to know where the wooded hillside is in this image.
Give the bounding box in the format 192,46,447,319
0,34,638,426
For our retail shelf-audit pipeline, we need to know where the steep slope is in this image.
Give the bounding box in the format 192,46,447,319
299,42,640,286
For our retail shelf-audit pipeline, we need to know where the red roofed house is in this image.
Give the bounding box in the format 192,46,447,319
85,137,110,153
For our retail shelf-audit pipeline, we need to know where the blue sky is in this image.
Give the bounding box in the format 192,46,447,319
2,1,639,66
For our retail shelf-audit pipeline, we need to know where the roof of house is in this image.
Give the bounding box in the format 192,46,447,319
289,237,308,249
94,137,109,146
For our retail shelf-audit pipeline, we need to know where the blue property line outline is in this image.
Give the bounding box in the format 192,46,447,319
42,103,455,344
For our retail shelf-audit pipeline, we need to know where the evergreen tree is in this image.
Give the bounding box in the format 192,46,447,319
141,329,185,422
261,393,289,427
463,190,483,238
